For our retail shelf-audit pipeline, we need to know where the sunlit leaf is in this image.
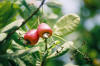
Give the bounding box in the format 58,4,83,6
53,13,80,37
0,33,8,42
1,19,24,33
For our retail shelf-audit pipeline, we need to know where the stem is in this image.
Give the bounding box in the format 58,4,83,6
45,38,47,52
41,52,48,66
41,38,48,66
41,33,49,66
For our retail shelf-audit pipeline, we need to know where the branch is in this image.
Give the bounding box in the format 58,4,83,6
0,0,46,43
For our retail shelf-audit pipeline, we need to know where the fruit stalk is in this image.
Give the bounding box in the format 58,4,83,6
41,33,49,66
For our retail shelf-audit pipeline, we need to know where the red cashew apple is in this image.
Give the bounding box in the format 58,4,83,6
24,29,39,45
37,23,52,38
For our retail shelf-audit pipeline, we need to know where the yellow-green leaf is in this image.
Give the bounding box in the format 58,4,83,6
53,13,80,36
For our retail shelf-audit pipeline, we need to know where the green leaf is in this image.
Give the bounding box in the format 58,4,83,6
14,58,26,66
46,59,64,66
46,1,61,8
50,7,62,16
48,41,74,59
48,40,61,52
21,54,38,66
21,0,31,11
0,59,11,66
0,47,39,65
0,1,19,29
0,39,11,54
11,40,25,51
1,19,23,33
46,0,62,15
19,4,38,30
0,33,8,42
53,13,80,37
11,32,25,46
0,47,39,59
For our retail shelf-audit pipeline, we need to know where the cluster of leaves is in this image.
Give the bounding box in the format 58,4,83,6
0,0,80,66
